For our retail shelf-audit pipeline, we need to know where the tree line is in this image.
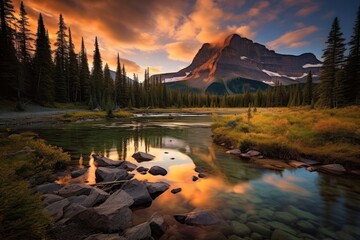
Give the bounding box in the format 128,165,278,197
0,0,359,110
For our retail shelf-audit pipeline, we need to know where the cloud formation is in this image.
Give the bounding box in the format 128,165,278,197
266,26,318,50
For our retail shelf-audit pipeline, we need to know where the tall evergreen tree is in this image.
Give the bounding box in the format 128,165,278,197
79,37,90,103
16,1,32,99
345,6,360,104
317,17,346,108
103,63,114,110
67,28,79,102
91,36,104,107
114,53,122,106
54,14,68,102
303,71,313,105
0,0,17,99
33,14,54,103
119,64,128,107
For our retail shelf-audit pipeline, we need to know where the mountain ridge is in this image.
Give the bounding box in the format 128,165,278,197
152,34,322,93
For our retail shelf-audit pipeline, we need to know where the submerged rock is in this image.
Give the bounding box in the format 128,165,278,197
274,212,298,224
174,209,220,226
132,152,155,162
192,176,199,181
92,154,123,167
231,221,251,237
297,220,316,233
149,166,168,176
267,221,296,235
247,222,272,236
95,167,134,182
288,160,308,168
271,229,300,240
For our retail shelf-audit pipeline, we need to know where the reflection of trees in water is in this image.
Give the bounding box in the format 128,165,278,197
318,173,360,227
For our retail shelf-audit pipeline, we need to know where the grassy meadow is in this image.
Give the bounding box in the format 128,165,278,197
212,106,360,166
0,131,71,239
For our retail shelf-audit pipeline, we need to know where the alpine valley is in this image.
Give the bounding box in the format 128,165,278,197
153,34,323,94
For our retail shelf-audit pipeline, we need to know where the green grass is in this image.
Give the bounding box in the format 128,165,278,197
212,106,360,166
58,110,133,122
0,131,71,239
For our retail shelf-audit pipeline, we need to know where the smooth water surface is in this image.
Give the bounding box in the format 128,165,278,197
29,115,360,240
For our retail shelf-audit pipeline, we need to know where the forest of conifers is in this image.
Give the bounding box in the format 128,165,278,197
0,1,359,109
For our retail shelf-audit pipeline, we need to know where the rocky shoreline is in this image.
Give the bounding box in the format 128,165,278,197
36,153,214,240
219,144,360,176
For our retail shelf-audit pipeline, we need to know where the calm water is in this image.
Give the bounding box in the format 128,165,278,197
29,115,360,240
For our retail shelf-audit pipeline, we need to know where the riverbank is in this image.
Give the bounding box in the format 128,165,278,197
212,106,360,168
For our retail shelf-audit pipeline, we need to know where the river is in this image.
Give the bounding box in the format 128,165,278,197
28,114,360,240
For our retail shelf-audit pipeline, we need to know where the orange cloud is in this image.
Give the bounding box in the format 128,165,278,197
296,5,318,17
166,42,200,62
266,26,318,50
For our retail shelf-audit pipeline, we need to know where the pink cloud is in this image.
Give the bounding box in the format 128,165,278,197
266,26,318,50
296,5,319,17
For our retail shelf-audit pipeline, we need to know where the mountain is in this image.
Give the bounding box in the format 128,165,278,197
153,34,322,94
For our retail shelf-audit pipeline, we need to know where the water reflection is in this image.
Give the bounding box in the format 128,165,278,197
29,118,360,239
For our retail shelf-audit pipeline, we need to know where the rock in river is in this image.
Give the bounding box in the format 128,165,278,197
132,152,155,162
136,166,149,174
95,167,134,182
274,211,298,224
58,184,93,197
226,149,241,155
149,166,168,176
145,181,170,199
231,221,251,237
171,188,182,194
122,179,153,207
92,154,123,167
100,189,134,207
271,229,300,240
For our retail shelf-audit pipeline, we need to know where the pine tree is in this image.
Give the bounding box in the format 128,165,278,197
345,6,360,104
303,71,313,105
33,14,54,103
0,0,18,99
67,28,79,102
54,14,68,102
16,1,32,100
79,37,90,103
119,64,128,107
114,53,122,106
103,63,114,111
317,17,346,108
91,36,104,107
334,69,345,107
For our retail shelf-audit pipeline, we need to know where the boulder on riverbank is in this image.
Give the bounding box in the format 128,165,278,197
58,184,93,197
36,182,63,194
122,222,151,240
145,181,170,199
132,152,155,162
122,179,153,208
149,212,167,239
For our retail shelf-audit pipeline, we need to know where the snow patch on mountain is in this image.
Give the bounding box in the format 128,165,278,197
163,72,190,83
240,56,248,60
302,63,323,68
262,69,307,80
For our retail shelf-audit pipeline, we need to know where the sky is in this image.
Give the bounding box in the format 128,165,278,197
13,0,360,80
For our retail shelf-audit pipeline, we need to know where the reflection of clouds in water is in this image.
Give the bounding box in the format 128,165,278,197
263,174,310,196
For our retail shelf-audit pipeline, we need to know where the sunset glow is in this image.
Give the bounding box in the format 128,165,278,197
13,0,359,79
